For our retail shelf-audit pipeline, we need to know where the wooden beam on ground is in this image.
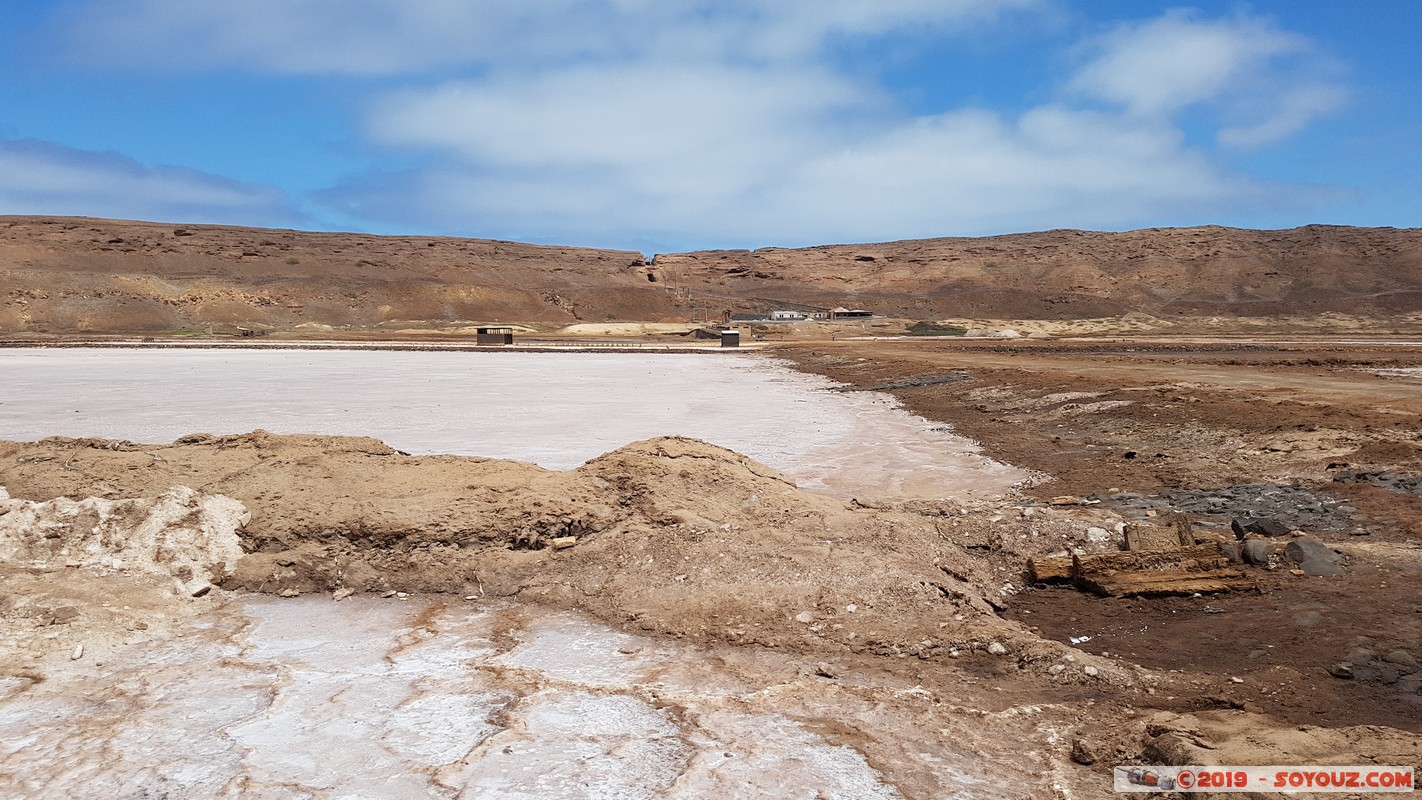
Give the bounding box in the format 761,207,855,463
1072,543,1254,597
1028,555,1075,582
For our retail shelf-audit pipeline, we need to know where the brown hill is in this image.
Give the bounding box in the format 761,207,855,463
2,215,1420,334
653,224,1422,319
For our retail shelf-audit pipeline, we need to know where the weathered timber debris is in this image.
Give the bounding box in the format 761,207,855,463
1029,541,1255,597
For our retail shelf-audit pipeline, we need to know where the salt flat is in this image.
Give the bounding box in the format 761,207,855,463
0,348,1026,500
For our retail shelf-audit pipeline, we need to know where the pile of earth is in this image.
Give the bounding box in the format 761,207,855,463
0,431,1130,682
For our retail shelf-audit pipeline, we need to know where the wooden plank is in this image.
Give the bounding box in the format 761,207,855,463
1073,543,1227,574
1070,540,1255,596
1124,513,1197,551
1078,572,1256,597
1029,555,1074,582
1030,541,1255,595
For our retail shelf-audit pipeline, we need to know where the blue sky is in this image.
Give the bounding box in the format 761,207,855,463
0,1,1417,252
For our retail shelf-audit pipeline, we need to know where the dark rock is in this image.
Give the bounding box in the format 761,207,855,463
1221,541,1243,564
1242,540,1275,565
1301,559,1346,577
1384,649,1419,668
1283,537,1347,576
1284,537,1340,565
1328,663,1354,679
1351,665,1384,682
1070,738,1099,766
1251,518,1292,537
1232,517,1291,538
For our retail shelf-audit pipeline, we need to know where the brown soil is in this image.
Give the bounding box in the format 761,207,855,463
0,433,1050,662
775,339,1422,738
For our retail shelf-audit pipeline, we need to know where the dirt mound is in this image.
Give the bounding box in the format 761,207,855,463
0,431,1130,681
0,484,245,592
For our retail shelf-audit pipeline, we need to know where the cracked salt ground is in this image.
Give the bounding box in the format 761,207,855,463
0,597,1048,799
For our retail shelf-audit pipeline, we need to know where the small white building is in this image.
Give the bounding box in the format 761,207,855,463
769,310,806,321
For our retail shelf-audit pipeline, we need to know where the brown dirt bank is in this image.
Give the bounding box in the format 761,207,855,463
0,432,1087,669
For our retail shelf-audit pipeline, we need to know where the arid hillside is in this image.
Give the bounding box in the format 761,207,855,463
655,224,1422,319
0,216,664,334
2,215,1420,334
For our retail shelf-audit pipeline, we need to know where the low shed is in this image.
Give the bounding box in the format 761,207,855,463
476,327,514,345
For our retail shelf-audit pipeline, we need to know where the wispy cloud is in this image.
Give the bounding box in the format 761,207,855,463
46,2,1350,248
0,139,300,226
1067,9,1347,146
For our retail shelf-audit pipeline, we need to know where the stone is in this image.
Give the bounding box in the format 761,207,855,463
49,606,80,625
987,641,1007,655
1284,538,1338,563
1284,537,1345,576
1070,738,1098,765
814,662,837,679
331,587,355,601
1242,540,1275,565
189,582,213,598
551,536,577,550
1232,517,1291,539
1384,649,1419,668
1048,664,1066,675
794,611,814,624
1083,665,1099,677
70,644,84,660
1351,664,1384,682
617,645,641,655
1221,541,1243,563
278,588,300,598
1301,559,1346,577
1329,663,1354,679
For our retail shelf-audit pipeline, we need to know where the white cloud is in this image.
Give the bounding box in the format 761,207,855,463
368,64,876,200
0,139,299,226
47,3,1347,248
331,6,1345,248
1067,10,1346,146
333,84,1308,248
